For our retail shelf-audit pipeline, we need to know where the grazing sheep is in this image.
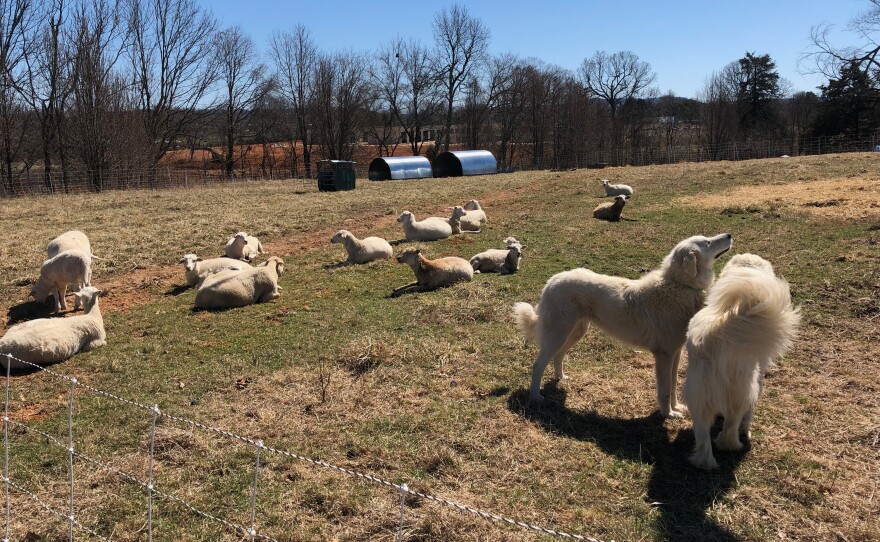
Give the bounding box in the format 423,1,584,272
194,256,284,310
48,230,91,259
392,248,473,295
449,206,481,234
470,237,524,274
179,253,252,287
593,194,627,222
224,232,265,261
330,230,393,265
1,286,106,370
397,211,453,242
31,249,92,312
601,179,634,197
459,200,487,231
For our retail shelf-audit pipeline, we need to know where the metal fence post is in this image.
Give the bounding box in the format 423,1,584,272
3,355,11,542
248,441,264,542
67,378,77,542
147,405,159,542
396,484,408,542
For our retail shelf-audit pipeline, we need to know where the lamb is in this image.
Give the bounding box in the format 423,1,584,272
31,249,92,312
48,230,91,259
179,253,252,287
601,179,634,197
459,200,487,231
392,248,473,295
593,194,627,222
194,256,284,310
449,206,481,234
397,211,453,242
224,232,265,261
0,286,106,370
330,230,393,265
470,237,524,274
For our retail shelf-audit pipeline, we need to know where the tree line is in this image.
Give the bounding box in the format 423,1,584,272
1,0,878,193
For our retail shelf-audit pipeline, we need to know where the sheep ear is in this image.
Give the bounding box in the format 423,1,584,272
682,250,698,277
178,257,186,263
196,257,203,261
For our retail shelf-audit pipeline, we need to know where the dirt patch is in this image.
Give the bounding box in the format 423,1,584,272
676,177,880,219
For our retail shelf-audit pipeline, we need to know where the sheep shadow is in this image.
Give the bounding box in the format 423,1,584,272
6,300,55,326
165,284,191,296
507,385,745,541
324,260,353,270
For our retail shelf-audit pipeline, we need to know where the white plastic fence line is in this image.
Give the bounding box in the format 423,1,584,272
5,419,282,542
1,353,605,542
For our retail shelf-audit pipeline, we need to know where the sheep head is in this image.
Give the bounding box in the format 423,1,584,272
450,206,468,220
503,237,519,247
179,253,201,271
263,256,285,276
463,199,481,211
601,179,610,187
396,247,421,265
233,232,249,242
397,211,413,223
331,230,350,244
614,194,628,207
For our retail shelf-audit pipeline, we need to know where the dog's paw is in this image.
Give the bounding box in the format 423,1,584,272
673,404,690,416
661,409,685,420
529,393,545,404
689,453,719,470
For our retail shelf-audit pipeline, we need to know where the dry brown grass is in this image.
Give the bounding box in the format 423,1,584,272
2,153,879,541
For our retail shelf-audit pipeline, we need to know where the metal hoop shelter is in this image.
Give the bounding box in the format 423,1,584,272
368,156,433,181
433,150,497,178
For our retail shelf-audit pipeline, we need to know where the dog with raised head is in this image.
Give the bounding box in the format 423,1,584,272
513,233,733,417
683,253,800,469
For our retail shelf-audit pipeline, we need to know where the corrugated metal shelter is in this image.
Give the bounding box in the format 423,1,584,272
433,150,497,178
368,156,433,181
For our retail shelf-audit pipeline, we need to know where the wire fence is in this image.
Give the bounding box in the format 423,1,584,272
4,133,877,198
2,352,606,541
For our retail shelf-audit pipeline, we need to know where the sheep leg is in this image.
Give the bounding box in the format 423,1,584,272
391,281,419,296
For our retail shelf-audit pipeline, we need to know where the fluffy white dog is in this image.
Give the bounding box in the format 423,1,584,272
513,233,733,417
682,253,800,470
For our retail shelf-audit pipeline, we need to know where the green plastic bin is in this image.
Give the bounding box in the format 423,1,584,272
317,160,356,191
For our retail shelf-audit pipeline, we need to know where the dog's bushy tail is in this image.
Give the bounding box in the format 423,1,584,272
512,302,538,342
701,266,801,362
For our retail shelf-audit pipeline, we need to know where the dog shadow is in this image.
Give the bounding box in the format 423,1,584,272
7,300,55,325
508,385,746,541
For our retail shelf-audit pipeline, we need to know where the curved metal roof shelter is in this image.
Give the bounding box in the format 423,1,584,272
433,150,497,178
368,156,433,181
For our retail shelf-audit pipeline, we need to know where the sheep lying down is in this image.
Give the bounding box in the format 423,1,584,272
195,257,284,310
392,247,473,295
1,286,106,370
470,237,523,274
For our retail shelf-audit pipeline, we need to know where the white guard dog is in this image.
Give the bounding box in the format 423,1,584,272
513,233,733,417
682,253,800,469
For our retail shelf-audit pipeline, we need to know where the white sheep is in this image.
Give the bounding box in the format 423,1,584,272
448,206,482,234
392,247,473,295
330,230,393,265
0,286,105,370
470,237,524,274
397,211,453,242
461,200,488,230
179,253,252,287
195,256,284,310
48,230,91,259
593,194,627,222
224,232,265,261
601,179,634,197
31,249,92,312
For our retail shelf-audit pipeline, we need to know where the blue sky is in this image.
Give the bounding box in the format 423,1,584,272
210,0,868,98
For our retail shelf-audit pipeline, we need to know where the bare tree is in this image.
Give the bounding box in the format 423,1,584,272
373,37,441,156
313,51,371,161
579,50,656,149
494,57,529,170
269,25,318,177
698,62,740,156
0,0,36,192
432,3,490,151
803,0,880,79
69,0,130,191
215,26,272,177
460,53,514,149
125,0,218,169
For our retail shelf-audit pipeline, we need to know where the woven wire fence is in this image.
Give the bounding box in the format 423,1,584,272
2,353,607,542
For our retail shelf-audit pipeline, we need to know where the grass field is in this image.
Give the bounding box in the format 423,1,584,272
0,153,878,541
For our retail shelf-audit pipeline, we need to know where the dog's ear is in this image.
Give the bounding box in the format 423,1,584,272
683,250,698,277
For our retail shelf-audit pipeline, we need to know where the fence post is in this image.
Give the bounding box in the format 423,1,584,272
67,378,77,541
3,355,11,542
184,171,188,189
147,405,159,542
396,483,408,542
248,440,264,542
